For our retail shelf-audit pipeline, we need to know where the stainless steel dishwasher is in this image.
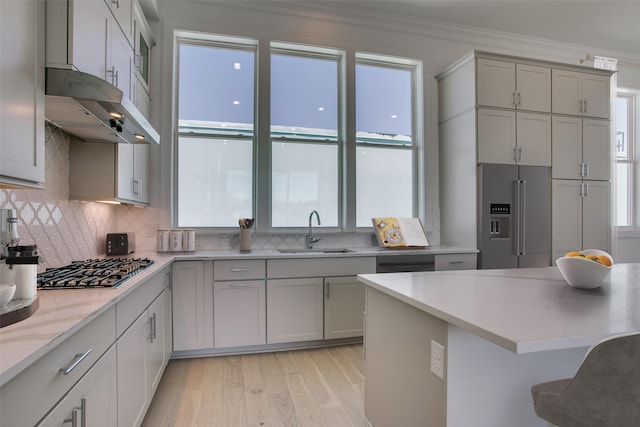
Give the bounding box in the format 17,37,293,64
376,254,435,273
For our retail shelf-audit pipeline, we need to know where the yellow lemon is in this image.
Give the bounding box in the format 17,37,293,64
597,255,612,267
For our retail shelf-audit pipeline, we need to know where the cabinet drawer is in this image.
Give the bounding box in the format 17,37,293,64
434,253,477,271
214,259,265,281
267,257,376,278
0,306,116,427
116,268,165,337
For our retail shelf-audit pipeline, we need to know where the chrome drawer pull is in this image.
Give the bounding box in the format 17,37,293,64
230,268,249,272
60,349,92,375
448,260,465,264
230,283,250,288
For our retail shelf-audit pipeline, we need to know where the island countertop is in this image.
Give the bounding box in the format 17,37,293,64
358,263,640,353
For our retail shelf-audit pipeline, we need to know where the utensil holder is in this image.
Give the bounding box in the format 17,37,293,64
239,229,252,252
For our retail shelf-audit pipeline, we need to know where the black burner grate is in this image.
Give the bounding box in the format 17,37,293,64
37,258,154,289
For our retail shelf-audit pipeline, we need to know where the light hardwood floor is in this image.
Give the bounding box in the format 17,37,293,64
142,345,368,427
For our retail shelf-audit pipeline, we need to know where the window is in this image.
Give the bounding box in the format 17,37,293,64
270,47,341,228
355,57,418,227
174,33,422,232
176,38,256,227
616,91,637,227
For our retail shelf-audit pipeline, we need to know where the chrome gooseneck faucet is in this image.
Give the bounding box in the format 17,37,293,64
307,210,321,249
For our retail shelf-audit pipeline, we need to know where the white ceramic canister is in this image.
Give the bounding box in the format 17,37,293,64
169,229,183,252
182,229,195,252
12,264,37,300
157,230,170,252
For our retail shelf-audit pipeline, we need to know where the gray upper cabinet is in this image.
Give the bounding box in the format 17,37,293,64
0,0,45,188
552,69,610,119
477,58,551,113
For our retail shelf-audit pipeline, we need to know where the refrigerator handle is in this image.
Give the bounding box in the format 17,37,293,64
520,179,526,255
514,180,521,256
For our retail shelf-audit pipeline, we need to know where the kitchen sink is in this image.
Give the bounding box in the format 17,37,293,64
278,248,354,254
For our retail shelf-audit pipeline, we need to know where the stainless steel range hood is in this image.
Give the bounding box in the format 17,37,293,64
45,68,160,145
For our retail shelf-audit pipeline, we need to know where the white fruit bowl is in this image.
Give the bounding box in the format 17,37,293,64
0,283,16,307
555,250,613,289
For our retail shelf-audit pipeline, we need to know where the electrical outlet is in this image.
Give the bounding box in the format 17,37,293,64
431,339,445,380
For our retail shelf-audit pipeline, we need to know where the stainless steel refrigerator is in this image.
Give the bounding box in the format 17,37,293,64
477,164,550,269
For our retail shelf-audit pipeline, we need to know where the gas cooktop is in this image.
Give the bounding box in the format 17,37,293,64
37,258,154,289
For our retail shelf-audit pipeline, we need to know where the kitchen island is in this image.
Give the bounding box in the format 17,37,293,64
358,263,640,427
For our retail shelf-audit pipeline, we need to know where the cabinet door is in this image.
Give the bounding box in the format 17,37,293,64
476,59,515,109
134,75,151,118
477,108,516,164
107,0,134,46
133,144,150,203
324,276,365,340
0,0,45,186
117,143,136,200
582,119,610,180
37,346,118,427
516,64,551,112
117,313,149,427
581,74,610,119
267,278,324,344
214,280,266,348
552,69,582,116
516,112,551,166
109,20,133,100
552,116,583,179
552,180,583,262
582,181,611,253
70,0,110,81
148,291,167,394
172,261,214,351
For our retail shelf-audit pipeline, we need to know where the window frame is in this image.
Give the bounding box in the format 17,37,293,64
353,53,422,228
615,90,638,229
172,33,424,234
267,43,344,231
173,33,258,231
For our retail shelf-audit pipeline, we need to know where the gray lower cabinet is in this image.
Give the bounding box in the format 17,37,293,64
171,261,213,351
37,346,118,427
0,307,116,427
324,276,366,340
213,280,266,347
267,277,324,344
115,267,171,427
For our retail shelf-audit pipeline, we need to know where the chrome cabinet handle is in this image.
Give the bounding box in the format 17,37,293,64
517,92,521,106
64,398,86,427
60,349,92,375
512,92,517,107
229,283,250,288
230,268,249,272
583,99,588,113
326,282,331,298
448,260,465,264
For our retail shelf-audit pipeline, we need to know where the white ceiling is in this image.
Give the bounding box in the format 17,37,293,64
335,1,640,56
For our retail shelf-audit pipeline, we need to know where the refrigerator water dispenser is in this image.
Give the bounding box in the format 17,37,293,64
489,203,510,239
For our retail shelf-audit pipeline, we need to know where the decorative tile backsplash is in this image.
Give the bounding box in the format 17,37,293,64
2,127,375,270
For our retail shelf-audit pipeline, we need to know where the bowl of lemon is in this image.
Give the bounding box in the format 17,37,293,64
556,249,613,289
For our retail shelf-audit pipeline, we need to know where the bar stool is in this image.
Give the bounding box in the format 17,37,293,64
531,332,640,427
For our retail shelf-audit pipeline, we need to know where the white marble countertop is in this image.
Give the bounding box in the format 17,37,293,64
0,245,475,387
169,244,477,260
358,263,640,354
